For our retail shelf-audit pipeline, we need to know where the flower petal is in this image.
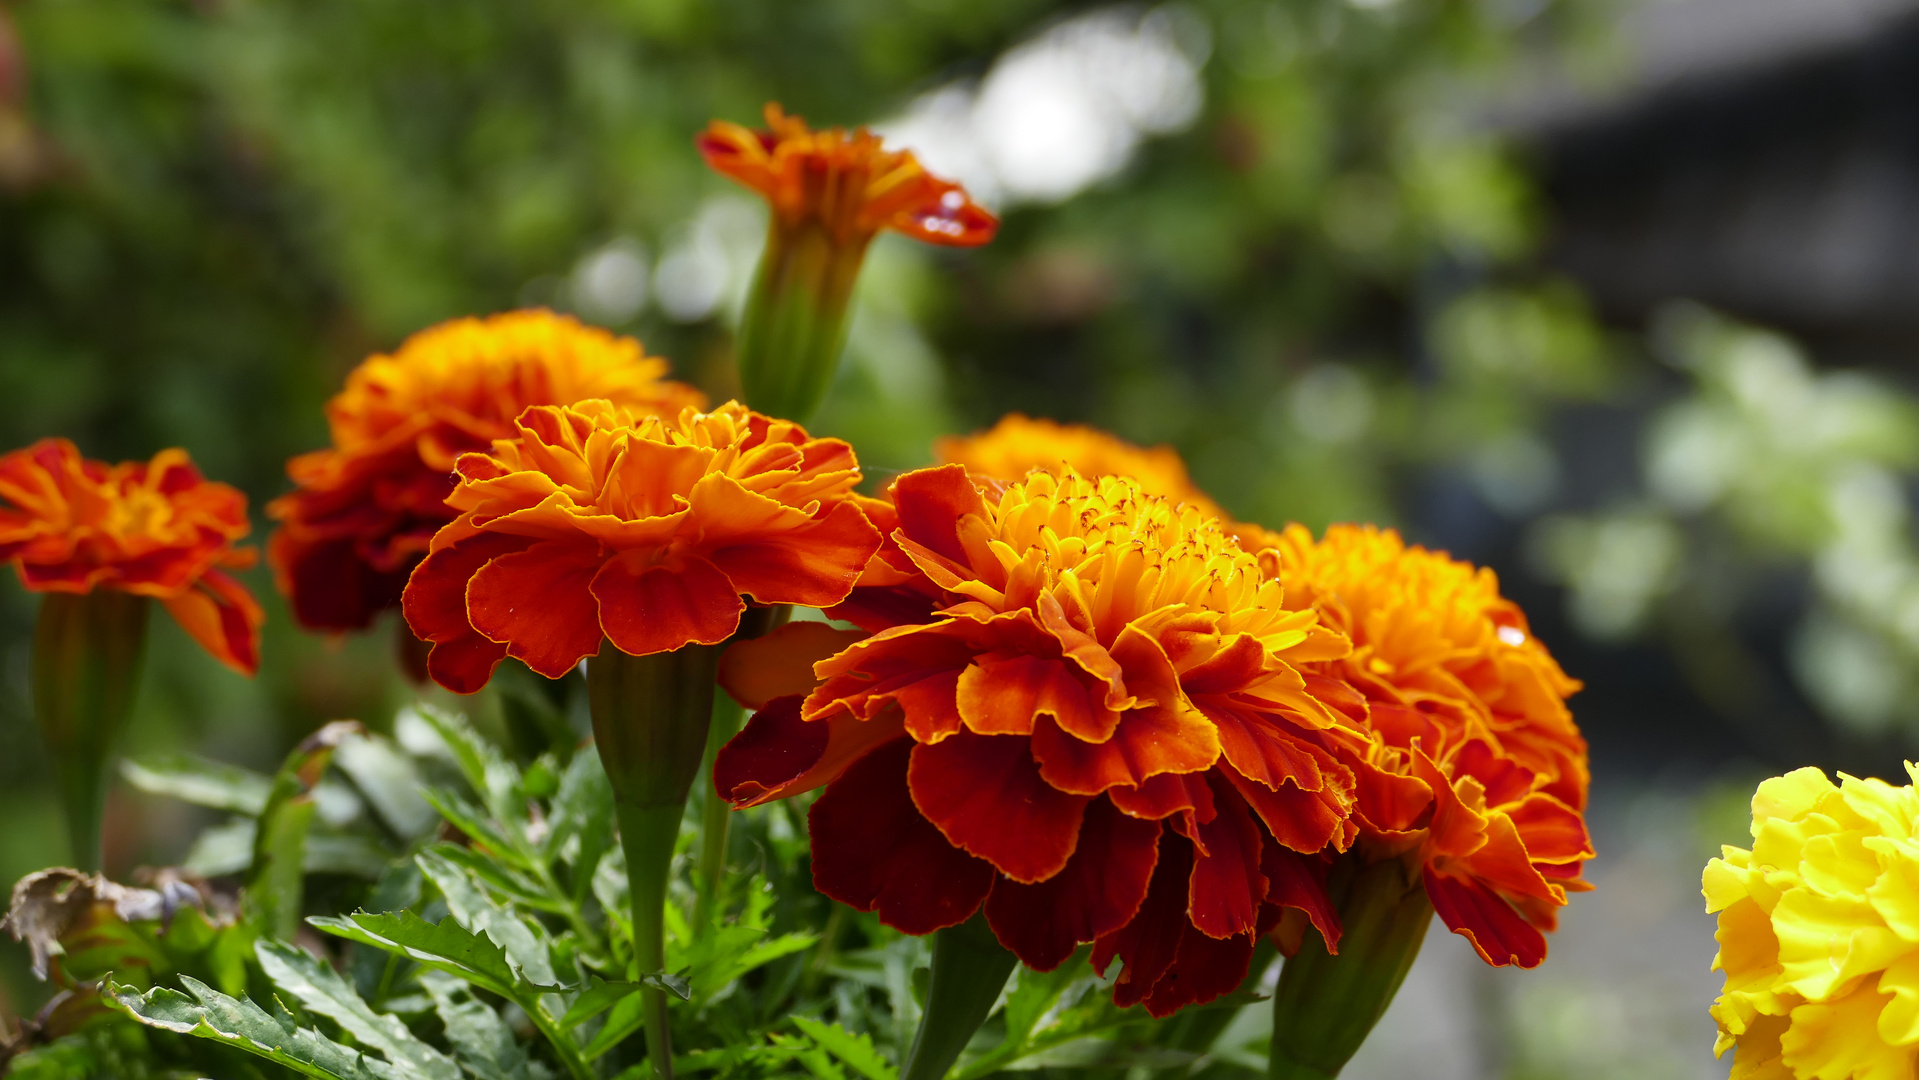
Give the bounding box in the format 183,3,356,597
810,737,995,934
1183,775,1267,940
161,569,264,676
719,621,868,710
402,531,532,694
984,798,1161,971
715,693,906,807
591,551,744,658
707,499,881,607
1030,702,1220,797
1424,866,1547,968
466,539,607,678
909,728,1089,884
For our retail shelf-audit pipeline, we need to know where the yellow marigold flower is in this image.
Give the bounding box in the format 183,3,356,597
933,413,1229,522
1706,765,1919,1080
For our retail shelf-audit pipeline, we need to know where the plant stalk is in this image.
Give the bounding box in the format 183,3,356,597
1268,854,1433,1080
735,219,870,423
691,604,790,930
590,641,725,1080
32,590,150,872
899,912,1018,1080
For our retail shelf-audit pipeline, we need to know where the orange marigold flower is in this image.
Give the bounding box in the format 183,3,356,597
0,438,262,674
698,103,998,248
1267,523,1592,968
934,414,1229,522
269,310,705,634
401,400,881,694
716,465,1366,1016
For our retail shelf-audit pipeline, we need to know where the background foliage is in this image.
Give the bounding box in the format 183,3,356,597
1,0,1912,1076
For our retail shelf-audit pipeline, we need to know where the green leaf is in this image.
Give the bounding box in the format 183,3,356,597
414,849,556,987
333,732,438,839
578,987,646,1061
406,705,523,822
108,977,396,1080
419,971,532,1080
120,753,272,815
185,818,393,879
544,746,613,891
248,721,362,940
556,974,637,1029
308,911,538,1002
420,788,532,871
790,1016,896,1080
255,939,461,1080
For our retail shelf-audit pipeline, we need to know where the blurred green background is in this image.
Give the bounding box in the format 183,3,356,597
5,0,1918,1074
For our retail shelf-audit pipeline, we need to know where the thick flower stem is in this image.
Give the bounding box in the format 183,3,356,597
589,641,725,1080
1268,855,1433,1080
736,220,870,423
900,913,1018,1080
691,604,790,931
33,590,150,872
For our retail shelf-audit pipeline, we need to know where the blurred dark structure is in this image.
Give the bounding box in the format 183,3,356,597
1536,3,1919,363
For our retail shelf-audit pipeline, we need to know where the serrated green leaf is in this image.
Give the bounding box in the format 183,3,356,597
544,746,613,893
256,939,461,1080
579,987,646,1061
419,842,558,913
556,974,638,1029
790,1016,896,1080
308,911,533,1001
419,971,532,1080
120,753,272,815
248,721,362,940
108,977,396,1080
420,788,531,870
415,849,556,987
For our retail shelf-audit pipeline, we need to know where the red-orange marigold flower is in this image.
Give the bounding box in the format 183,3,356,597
0,438,262,674
717,466,1365,1016
269,310,706,634
698,104,998,248
1265,524,1593,968
401,400,881,694
936,414,1237,533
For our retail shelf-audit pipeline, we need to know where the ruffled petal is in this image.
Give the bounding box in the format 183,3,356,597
466,539,607,677
715,693,906,807
719,621,868,710
402,531,532,694
810,738,996,934
984,798,1161,971
160,568,264,676
1424,866,1547,968
592,551,744,658
909,728,1090,884
707,499,882,607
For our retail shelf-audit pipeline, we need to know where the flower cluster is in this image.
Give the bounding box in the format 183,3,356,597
402,399,880,694
0,438,261,673
270,310,704,634
718,466,1364,1015
1706,766,1919,1080
1264,524,1592,967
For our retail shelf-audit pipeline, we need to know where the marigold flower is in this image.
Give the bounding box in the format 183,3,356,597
699,103,998,249
698,104,998,423
1706,766,1919,1080
0,438,261,674
716,465,1364,1016
1265,524,1592,967
934,414,1229,523
401,400,881,695
269,310,705,634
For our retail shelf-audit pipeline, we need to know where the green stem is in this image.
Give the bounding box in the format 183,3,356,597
735,219,870,423
690,604,790,931
1268,855,1433,1080
900,913,1018,1080
32,590,150,872
589,641,725,1080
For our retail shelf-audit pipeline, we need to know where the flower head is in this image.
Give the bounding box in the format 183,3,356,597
402,400,881,694
698,103,998,248
1706,766,1919,1080
0,439,262,673
269,310,705,633
934,414,1228,522
717,465,1364,1015
1265,524,1591,967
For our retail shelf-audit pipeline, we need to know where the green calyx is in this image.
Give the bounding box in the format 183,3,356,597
589,640,726,1080
899,912,1018,1080
33,589,151,872
1268,853,1434,1080
735,218,872,424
